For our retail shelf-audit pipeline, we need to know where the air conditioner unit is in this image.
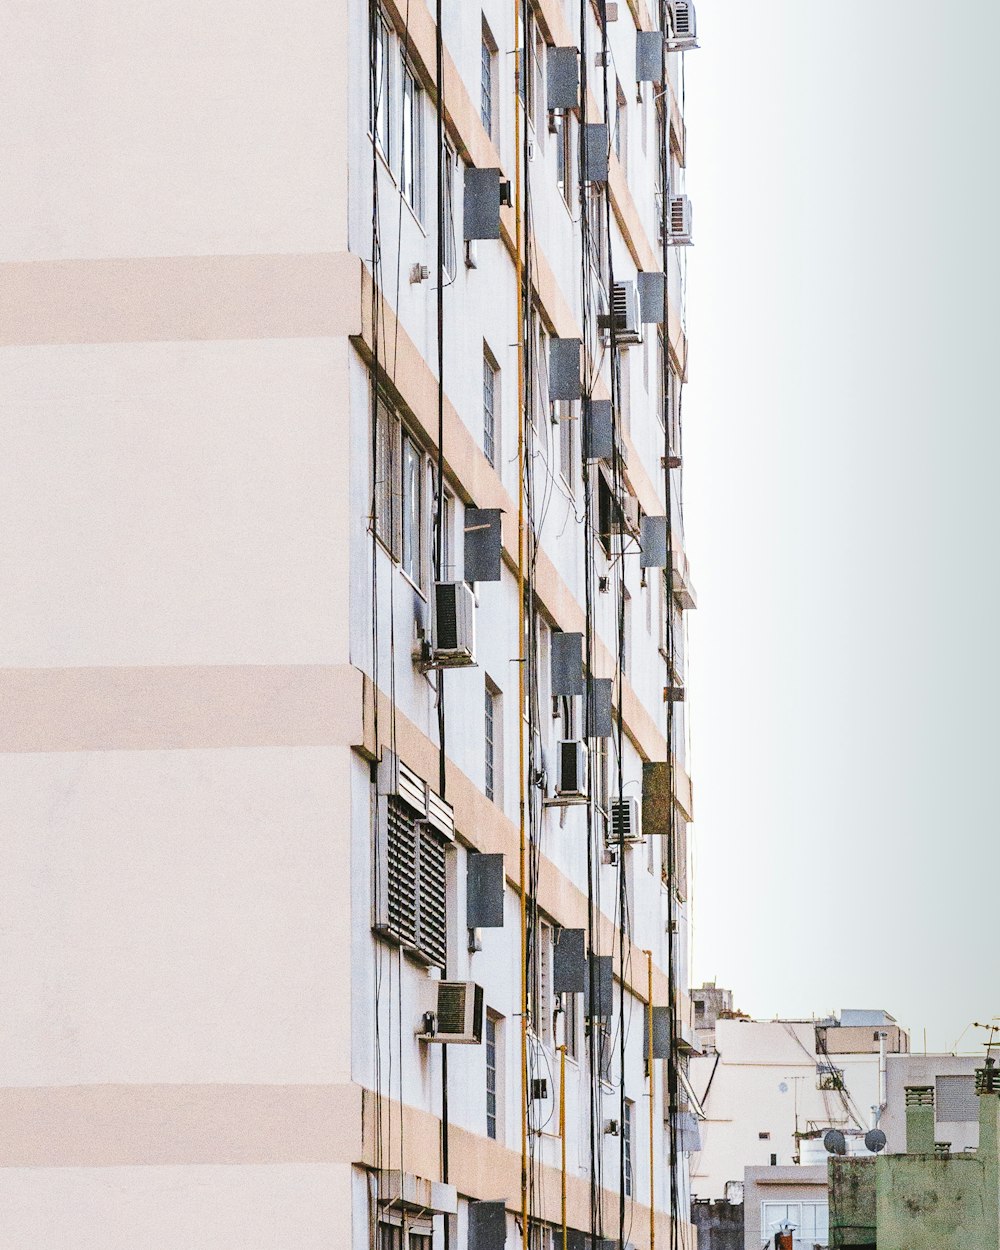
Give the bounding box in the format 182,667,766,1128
609,796,643,844
668,195,693,246
432,581,477,667
667,1,699,50
599,280,643,347
556,739,589,800
419,980,485,1044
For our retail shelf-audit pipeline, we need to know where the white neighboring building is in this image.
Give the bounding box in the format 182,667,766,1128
688,1000,908,1199
0,0,701,1246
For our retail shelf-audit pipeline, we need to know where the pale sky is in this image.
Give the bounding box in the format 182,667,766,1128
682,1,1000,1053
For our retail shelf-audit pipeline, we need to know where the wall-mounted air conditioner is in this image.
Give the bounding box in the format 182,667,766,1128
418,980,485,1044
668,195,693,246
556,739,589,800
599,280,643,347
667,1,699,50
609,796,642,845
432,581,477,666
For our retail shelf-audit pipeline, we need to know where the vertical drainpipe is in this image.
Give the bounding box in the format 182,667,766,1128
875,1031,887,1127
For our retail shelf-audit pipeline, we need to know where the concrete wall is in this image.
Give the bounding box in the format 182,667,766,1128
875,1154,987,1250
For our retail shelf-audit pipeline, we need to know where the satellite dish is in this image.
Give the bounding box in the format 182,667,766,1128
865,1129,887,1154
778,1081,789,1093
824,1129,847,1155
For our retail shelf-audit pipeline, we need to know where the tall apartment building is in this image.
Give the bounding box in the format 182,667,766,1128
1,1,699,1247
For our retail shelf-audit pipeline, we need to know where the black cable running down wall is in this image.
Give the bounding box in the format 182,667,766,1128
432,5,451,1245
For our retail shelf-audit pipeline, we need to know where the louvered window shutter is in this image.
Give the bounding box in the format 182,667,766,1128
416,826,448,968
379,796,419,949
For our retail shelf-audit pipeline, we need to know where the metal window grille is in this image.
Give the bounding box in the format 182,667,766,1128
484,685,496,801
486,1014,498,1138
417,824,447,968
483,354,497,465
481,38,493,136
377,795,449,968
379,1223,403,1250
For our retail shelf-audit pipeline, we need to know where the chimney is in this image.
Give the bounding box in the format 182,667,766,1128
904,1086,935,1154
977,1058,1000,1166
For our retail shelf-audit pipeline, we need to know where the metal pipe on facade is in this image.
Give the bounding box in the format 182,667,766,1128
514,0,529,1241
560,1039,568,1250
646,949,656,1250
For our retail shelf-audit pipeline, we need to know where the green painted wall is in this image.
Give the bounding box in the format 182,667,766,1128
828,1157,876,1247
875,1155,989,1250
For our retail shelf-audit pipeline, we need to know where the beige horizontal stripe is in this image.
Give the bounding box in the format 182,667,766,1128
0,664,365,753
0,1083,362,1168
0,252,363,346
364,1089,696,1250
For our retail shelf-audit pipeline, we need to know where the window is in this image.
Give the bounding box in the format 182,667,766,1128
379,1223,403,1250
378,1221,433,1250
444,145,457,278
592,737,609,822
486,1012,500,1139
374,391,401,557
483,349,498,466
374,792,449,968
596,1017,614,1085
561,989,579,1061
481,21,496,138
760,1202,829,1249
529,920,553,1046
400,60,423,218
556,406,575,489
485,680,500,802
555,112,573,206
371,9,392,155
615,80,627,173
374,390,430,587
401,432,423,585
624,1098,634,1196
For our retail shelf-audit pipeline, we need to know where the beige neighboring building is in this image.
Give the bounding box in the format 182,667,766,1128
1,0,702,1247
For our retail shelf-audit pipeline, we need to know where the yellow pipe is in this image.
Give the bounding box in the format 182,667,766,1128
646,949,655,1250
559,1040,568,1250
515,0,529,1245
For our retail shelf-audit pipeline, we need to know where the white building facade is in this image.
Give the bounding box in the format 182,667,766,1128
689,1010,909,1202
1,1,700,1248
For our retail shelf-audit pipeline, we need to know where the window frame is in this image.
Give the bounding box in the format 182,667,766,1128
486,1010,501,1139
370,7,393,158
483,346,499,467
481,20,497,138
399,56,424,220
484,678,500,803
